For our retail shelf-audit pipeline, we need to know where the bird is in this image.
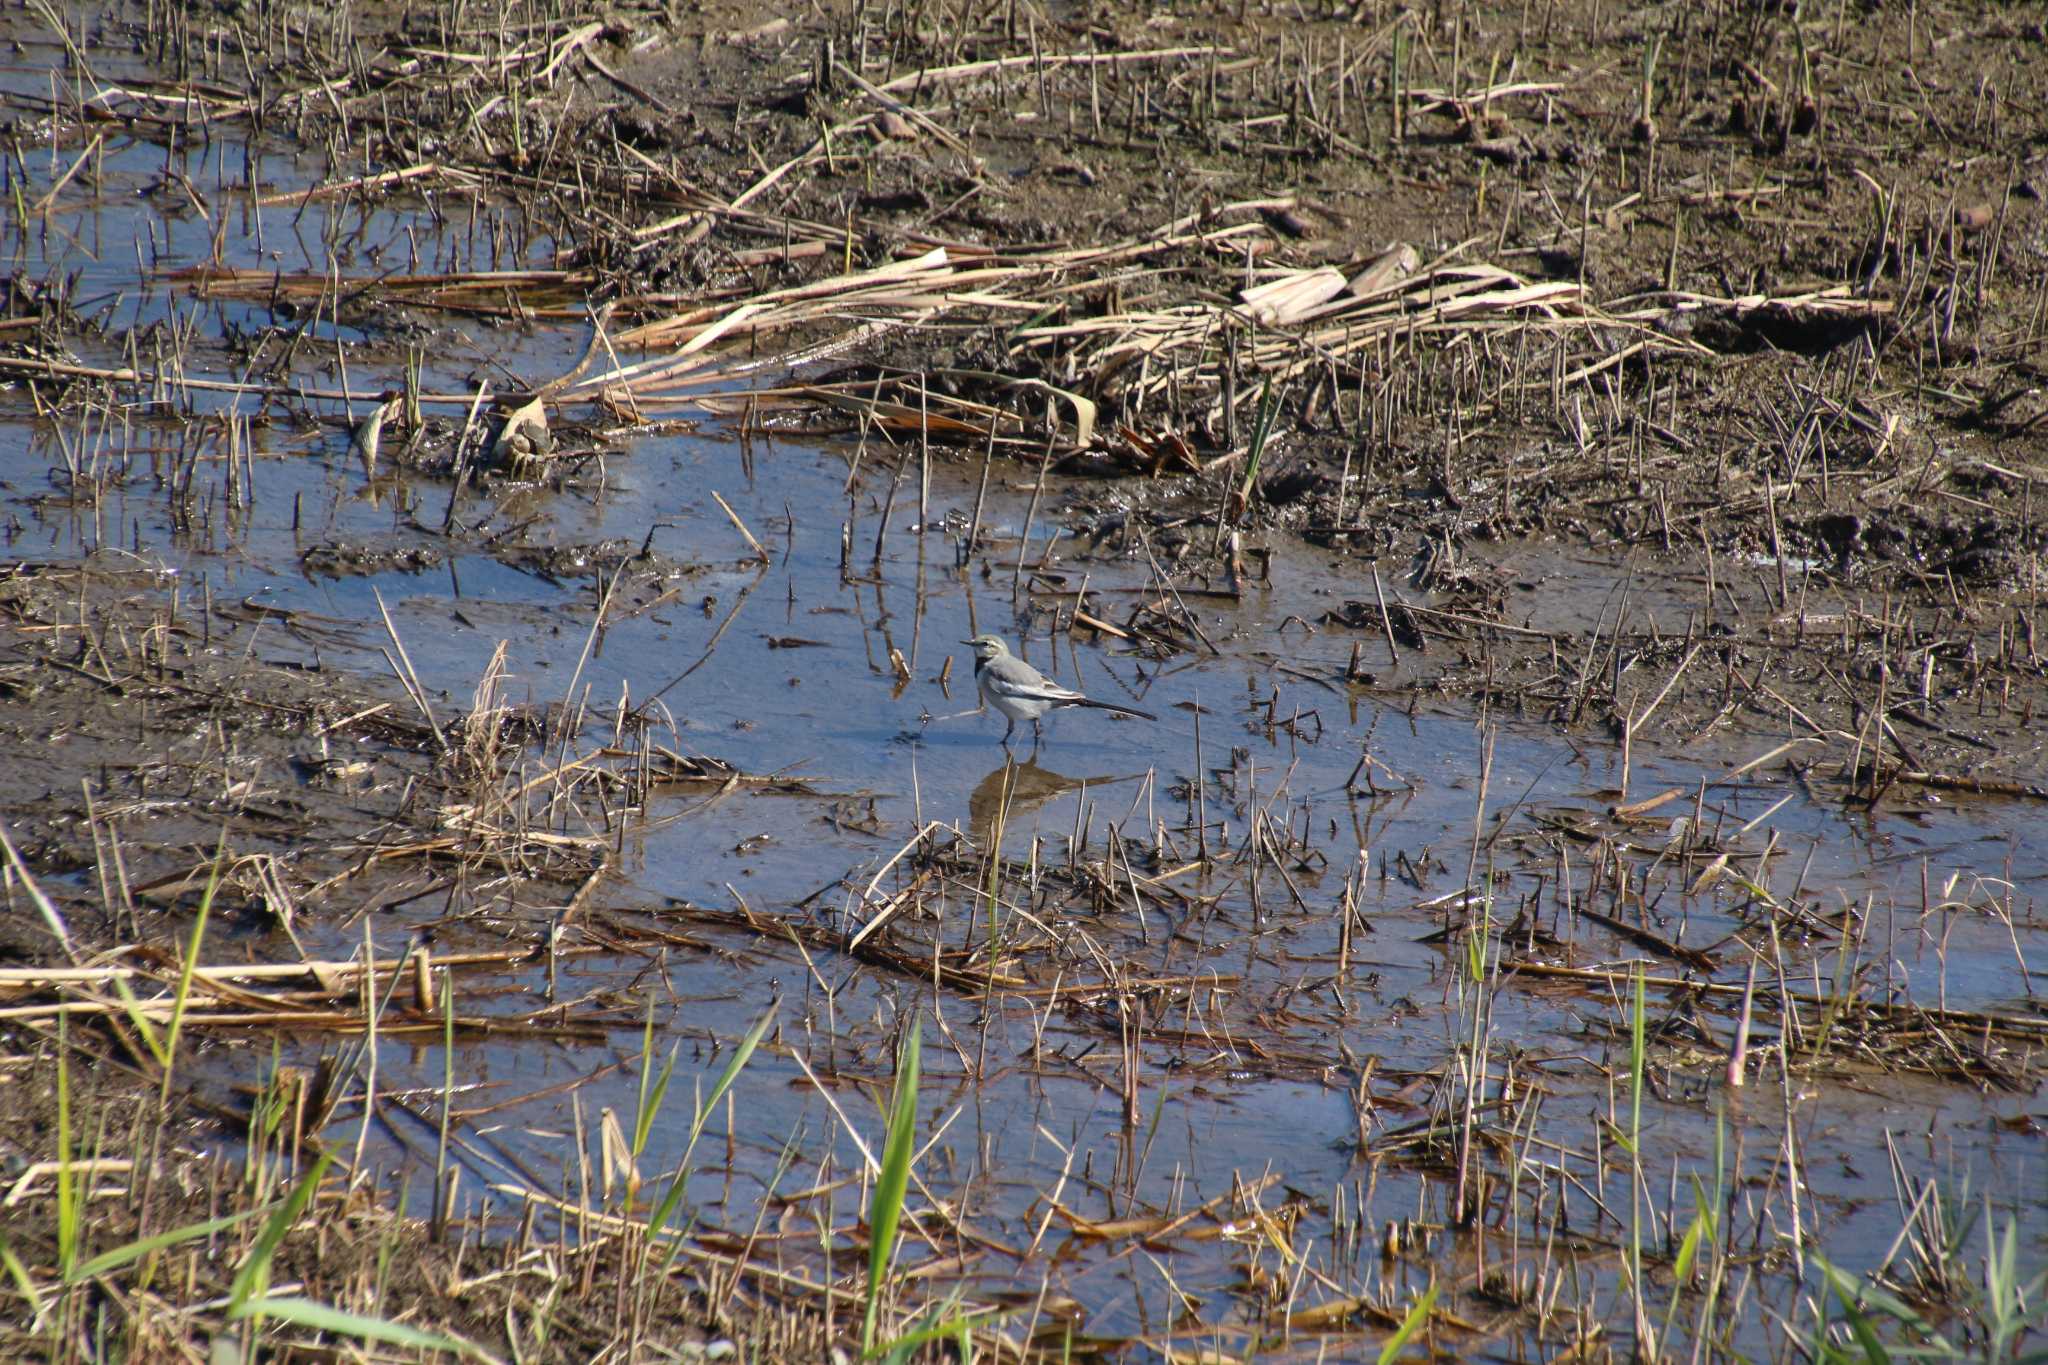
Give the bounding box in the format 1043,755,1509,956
962,634,1156,745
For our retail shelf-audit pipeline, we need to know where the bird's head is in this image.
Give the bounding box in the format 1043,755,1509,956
961,634,1009,660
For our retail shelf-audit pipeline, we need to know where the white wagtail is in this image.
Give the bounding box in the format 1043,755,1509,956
962,634,1156,745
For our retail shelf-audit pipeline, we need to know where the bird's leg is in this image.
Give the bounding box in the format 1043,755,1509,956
1001,716,1016,747
1031,717,1044,745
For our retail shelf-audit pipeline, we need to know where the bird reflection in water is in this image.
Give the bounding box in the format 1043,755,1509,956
966,756,1124,846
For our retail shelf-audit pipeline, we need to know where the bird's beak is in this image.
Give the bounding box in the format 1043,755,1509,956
959,638,976,646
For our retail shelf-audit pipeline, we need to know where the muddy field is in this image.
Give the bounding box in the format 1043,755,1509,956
1,0,2043,1361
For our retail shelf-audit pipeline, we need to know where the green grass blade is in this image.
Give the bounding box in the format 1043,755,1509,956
1376,1281,1438,1364
55,1011,75,1282
649,1005,777,1258
1817,1256,1943,1339
1662,1170,1719,1346
1243,379,1278,480
227,1151,332,1313
1628,966,1645,1145
691,1005,776,1160
107,976,168,1067
0,1231,42,1318
70,1207,266,1283
862,1020,922,1356
1823,1265,1892,1365
631,998,679,1160
1670,1211,1706,1287
230,1294,486,1357
159,835,225,1102
875,1304,999,1363
633,1045,678,1163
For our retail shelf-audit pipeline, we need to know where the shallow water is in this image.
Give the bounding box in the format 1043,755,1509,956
5,91,2041,1359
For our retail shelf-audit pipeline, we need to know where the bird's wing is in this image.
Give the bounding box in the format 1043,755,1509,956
986,667,1089,706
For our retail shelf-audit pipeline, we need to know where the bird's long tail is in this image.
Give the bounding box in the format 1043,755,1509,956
1073,698,1157,721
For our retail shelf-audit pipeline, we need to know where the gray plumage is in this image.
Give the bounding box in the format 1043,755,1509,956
962,634,1156,745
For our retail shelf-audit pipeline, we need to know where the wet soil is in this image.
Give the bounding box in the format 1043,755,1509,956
1,0,2045,1360
261,0,2048,777
0,560,444,941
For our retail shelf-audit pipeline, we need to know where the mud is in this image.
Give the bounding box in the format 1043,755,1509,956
0,0,2043,1361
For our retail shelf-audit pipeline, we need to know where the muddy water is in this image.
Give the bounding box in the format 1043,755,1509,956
7,111,2042,1356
